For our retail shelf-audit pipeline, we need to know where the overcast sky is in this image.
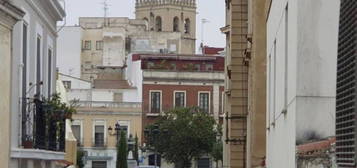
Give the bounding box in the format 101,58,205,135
62,0,226,52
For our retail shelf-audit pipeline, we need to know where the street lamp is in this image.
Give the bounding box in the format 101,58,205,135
108,122,122,145
144,124,168,168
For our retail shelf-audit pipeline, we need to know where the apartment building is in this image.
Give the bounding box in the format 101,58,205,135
221,0,267,167
7,0,66,167
62,69,142,168
125,53,225,167
0,1,24,167
266,0,339,167
221,0,249,167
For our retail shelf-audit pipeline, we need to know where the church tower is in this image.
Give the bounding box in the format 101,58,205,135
135,0,197,54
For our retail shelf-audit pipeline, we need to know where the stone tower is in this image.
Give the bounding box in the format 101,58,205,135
135,0,197,54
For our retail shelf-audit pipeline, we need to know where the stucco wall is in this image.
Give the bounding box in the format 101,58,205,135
266,0,339,167
0,23,12,168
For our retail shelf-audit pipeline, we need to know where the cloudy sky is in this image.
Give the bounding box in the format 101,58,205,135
62,0,226,52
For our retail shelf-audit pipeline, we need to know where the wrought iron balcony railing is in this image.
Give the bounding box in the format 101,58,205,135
21,98,65,152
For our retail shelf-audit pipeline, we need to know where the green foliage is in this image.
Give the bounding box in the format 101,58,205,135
146,107,217,168
134,134,139,165
117,131,128,168
211,141,223,167
77,149,85,168
43,93,78,120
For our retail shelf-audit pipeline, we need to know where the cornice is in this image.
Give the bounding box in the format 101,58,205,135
0,1,24,28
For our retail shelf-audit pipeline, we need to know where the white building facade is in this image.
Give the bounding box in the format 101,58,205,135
9,0,66,167
266,0,340,167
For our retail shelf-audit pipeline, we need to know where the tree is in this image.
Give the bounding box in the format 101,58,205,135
134,134,139,166
211,141,223,168
77,149,85,168
116,131,128,168
146,107,217,168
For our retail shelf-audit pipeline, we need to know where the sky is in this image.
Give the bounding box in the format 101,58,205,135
62,0,226,52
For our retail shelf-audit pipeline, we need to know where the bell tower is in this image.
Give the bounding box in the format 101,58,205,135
135,0,197,54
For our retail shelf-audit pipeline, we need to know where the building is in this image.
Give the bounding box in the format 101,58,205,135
0,0,24,167
266,0,339,167
221,0,267,167
221,0,249,167
135,0,196,54
57,16,192,81
335,0,357,167
8,0,66,167
62,70,142,168
125,53,225,167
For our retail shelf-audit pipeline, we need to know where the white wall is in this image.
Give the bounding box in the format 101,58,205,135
266,0,339,167
60,74,91,89
9,0,65,166
125,54,143,102
57,26,82,78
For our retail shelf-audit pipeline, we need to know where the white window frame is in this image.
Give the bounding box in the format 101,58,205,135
92,119,107,146
149,90,162,114
72,120,83,144
173,91,186,108
198,91,211,114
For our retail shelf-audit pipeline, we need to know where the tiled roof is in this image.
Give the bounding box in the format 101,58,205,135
297,137,335,154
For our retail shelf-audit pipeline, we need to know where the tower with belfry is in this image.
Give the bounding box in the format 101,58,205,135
135,0,197,54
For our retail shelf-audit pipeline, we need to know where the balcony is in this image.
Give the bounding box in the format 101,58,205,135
77,101,141,108
21,98,66,152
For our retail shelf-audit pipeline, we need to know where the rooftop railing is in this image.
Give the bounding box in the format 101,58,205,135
77,101,142,108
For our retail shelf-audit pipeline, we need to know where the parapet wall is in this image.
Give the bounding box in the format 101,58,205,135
135,0,196,7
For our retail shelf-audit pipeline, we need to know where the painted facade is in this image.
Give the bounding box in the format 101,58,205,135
266,0,339,167
125,53,225,167
8,0,66,167
0,0,24,167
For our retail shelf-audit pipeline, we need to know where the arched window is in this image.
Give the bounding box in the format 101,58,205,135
155,16,162,32
173,17,179,32
184,18,190,34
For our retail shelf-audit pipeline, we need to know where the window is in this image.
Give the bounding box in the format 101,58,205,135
48,48,52,98
150,91,161,113
173,17,179,32
156,16,162,32
36,35,42,97
194,64,201,71
63,81,72,89
83,40,91,50
174,91,186,108
92,161,107,168
96,41,103,50
94,125,105,147
199,92,210,113
205,64,213,71
21,23,28,144
71,125,81,145
184,18,190,34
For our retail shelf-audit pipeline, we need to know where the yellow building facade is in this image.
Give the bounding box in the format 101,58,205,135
222,0,267,167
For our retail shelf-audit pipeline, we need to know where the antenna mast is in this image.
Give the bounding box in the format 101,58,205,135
102,0,109,26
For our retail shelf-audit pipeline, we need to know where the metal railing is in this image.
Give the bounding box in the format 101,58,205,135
21,98,65,152
77,101,141,108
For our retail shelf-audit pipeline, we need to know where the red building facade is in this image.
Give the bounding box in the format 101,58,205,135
131,54,225,129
